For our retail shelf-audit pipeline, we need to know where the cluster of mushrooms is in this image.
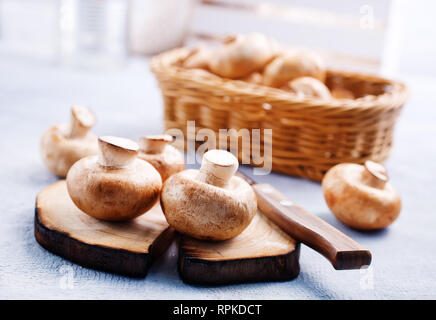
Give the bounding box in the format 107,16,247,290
40,105,401,238
40,106,256,240
182,33,355,100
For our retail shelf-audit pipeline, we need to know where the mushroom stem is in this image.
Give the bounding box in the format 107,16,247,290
97,136,139,168
69,105,96,139
197,150,239,188
362,160,389,189
139,135,173,154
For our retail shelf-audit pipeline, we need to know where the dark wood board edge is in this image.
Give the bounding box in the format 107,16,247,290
34,205,175,278
334,250,372,270
149,226,177,260
178,239,301,285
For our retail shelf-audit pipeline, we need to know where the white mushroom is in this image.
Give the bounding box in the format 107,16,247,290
160,149,257,241
322,161,402,230
66,136,162,221
40,105,98,178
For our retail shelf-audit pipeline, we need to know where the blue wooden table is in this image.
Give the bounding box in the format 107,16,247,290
0,56,435,299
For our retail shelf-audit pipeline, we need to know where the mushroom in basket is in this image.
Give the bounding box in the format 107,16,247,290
284,76,332,100
208,33,278,79
183,45,212,70
263,50,326,88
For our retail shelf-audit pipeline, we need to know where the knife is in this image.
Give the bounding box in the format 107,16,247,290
237,171,372,270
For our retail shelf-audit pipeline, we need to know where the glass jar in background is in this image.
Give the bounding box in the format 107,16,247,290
58,0,128,68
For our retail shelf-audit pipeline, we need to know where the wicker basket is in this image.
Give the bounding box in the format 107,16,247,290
150,47,408,182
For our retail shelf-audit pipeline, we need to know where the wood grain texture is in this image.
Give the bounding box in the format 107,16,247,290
34,180,175,278
253,183,371,270
179,212,300,285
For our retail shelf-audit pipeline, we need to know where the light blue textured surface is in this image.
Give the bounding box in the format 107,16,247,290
0,56,435,299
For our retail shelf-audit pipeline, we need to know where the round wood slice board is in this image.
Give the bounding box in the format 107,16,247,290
35,180,175,278
179,212,301,285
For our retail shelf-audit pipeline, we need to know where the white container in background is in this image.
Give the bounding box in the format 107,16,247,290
128,0,196,56
58,0,128,68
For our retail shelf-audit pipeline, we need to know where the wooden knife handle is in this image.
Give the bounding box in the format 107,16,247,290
253,184,372,270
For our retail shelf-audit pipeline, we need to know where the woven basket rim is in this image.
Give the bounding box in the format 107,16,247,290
150,47,409,111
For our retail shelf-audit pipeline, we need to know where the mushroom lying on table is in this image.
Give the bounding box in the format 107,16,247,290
66,136,162,221
322,161,402,230
160,149,257,241
138,134,184,182
40,105,98,178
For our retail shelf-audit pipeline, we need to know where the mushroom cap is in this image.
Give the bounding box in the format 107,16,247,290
286,76,331,100
322,162,401,230
40,123,98,178
263,50,326,88
160,169,257,240
67,155,162,221
208,33,278,79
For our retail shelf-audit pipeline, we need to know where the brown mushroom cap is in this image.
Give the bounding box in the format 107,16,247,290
160,150,257,241
66,136,162,221
138,134,185,182
322,161,401,230
263,50,326,88
208,33,278,79
286,76,331,100
40,105,98,178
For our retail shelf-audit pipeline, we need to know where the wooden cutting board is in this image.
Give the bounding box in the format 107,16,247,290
179,212,301,285
34,180,175,278
35,180,300,283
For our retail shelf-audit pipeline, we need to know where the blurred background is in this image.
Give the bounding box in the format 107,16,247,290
0,0,435,78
